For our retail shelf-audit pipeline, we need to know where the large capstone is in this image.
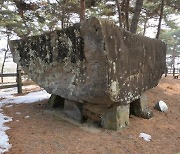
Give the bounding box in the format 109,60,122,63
9,17,166,130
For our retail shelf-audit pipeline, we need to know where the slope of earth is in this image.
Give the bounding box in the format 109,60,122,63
3,76,180,154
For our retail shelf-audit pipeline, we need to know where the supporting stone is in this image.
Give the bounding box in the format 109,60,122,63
101,105,130,130
83,104,107,123
47,94,65,108
63,99,83,122
130,93,153,119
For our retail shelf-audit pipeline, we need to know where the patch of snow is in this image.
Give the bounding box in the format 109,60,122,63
0,87,17,98
0,85,40,99
1,90,50,104
0,85,50,153
106,1,116,5
139,133,152,142
0,112,12,153
5,105,13,108
25,116,30,119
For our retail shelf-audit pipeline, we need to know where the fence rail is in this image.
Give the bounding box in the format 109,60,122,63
0,83,18,89
166,68,180,79
0,73,17,77
167,69,179,74
0,69,22,93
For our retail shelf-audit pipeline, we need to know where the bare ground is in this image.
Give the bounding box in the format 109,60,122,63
3,76,180,154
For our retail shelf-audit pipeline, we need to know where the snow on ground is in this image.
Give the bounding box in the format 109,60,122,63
24,116,30,119
0,85,50,153
139,133,152,142
0,85,41,98
0,112,12,153
1,90,51,105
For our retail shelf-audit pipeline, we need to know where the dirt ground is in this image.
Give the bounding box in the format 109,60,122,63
3,76,180,154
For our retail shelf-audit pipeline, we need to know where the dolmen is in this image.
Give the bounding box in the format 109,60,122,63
9,17,166,130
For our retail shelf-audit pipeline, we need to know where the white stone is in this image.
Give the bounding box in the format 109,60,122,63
155,100,168,112
159,100,168,112
25,116,30,119
139,133,151,142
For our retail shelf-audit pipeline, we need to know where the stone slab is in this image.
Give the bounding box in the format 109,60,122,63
9,17,166,107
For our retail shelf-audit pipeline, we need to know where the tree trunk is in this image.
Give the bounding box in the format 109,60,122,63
130,0,143,33
143,18,148,36
66,14,70,28
61,1,65,29
61,15,64,29
122,0,125,28
122,0,125,10
172,44,176,71
156,0,164,39
116,0,122,27
125,0,130,30
1,50,8,83
1,34,9,83
80,0,85,22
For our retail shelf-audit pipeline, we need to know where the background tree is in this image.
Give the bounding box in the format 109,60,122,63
0,0,179,74
115,0,122,27
80,0,85,22
160,28,180,68
156,0,165,39
130,0,144,33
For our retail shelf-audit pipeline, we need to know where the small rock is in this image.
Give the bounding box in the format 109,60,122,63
4,117,8,120
141,109,153,119
64,100,83,122
166,86,173,90
154,100,168,112
139,133,151,141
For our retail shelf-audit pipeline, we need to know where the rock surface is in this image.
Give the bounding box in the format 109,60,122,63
9,17,166,107
9,17,166,129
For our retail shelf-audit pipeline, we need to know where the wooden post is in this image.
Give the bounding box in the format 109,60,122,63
173,67,175,78
17,66,22,93
165,66,168,77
